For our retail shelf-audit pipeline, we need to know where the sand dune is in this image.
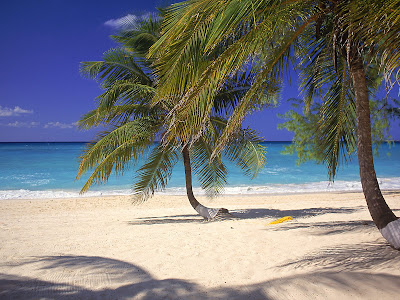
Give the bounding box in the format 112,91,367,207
1,192,400,299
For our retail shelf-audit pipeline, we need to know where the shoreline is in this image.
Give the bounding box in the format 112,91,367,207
2,190,399,209
1,191,400,299
1,183,400,201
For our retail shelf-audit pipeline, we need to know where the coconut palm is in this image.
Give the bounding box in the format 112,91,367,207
149,1,400,248
76,13,267,220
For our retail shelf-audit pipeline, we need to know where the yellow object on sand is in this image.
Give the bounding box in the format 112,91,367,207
268,216,293,225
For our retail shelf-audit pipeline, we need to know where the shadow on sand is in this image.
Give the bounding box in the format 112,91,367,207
2,247,400,299
229,207,361,220
268,219,376,235
278,241,400,271
128,206,361,225
128,214,205,225
382,190,400,197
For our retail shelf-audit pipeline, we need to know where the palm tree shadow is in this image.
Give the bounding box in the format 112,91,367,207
270,219,376,235
278,241,400,271
0,256,203,299
229,207,360,220
2,255,400,299
382,190,400,196
128,207,361,225
128,214,205,225
1,255,270,299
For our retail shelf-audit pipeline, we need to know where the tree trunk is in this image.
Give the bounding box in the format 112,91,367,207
182,145,229,221
349,55,400,249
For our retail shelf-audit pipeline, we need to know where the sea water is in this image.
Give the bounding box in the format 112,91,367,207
0,142,399,199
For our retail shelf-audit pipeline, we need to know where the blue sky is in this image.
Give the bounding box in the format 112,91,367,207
0,0,398,142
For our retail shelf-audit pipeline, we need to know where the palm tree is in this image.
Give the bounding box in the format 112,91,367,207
149,1,400,248
76,13,267,220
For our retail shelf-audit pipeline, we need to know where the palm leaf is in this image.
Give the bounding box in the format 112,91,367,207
95,79,156,109
76,118,160,193
133,143,180,202
77,104,161,130
223,127,267,179
191,135,227,198
80,48,152,87
112,13,162,64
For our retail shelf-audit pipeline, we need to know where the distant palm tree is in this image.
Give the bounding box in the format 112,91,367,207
150,1,400,247
76,13,267,220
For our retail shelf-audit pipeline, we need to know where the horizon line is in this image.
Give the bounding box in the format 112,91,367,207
0,140,294,143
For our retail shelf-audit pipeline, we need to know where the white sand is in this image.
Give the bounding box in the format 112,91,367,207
1,191,400,299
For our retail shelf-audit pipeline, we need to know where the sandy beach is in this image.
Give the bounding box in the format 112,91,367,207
1,191,400,299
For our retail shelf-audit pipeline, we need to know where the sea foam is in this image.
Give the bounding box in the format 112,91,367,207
1,177,399,200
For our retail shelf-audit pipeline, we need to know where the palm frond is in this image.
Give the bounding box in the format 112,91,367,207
315,58,357,180
159,3,318,151
76,118,160,193
112,13,162,65
133,143,180,202
77,104,162,130
191,136,227,198
223,127,267,179
340,0,400,76
80,48,152,87
212,70,259,116
95,79,156,109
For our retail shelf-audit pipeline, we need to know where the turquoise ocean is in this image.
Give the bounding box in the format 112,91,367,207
0,142,399,200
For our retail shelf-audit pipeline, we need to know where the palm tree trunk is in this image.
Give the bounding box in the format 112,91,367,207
182,145,229,220
349,55,400,249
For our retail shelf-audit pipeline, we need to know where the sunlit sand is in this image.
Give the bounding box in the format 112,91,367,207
1,191,400,299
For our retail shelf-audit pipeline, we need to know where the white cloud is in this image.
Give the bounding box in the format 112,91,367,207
104,14,139,28
43,122,76,129
104,13,152,29
6,121,39,128
1,120,77,129
0,106,33,117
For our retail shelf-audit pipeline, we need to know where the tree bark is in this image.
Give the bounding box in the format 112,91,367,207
349,54,400,249
182,145,229,220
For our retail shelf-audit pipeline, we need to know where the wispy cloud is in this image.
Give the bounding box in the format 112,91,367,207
104,13,151,29
104,14,139,28
1,120,78,129
43,122,77,129
6,121,40,128
0,106,33,117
